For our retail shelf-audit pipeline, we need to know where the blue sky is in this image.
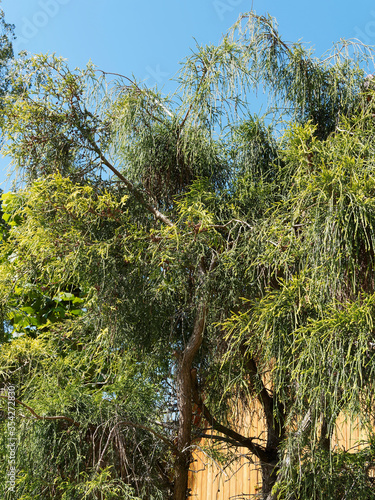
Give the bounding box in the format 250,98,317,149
1,0,375,187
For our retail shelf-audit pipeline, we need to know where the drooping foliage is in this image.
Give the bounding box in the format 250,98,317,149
1,11,375,500
0,2,14,105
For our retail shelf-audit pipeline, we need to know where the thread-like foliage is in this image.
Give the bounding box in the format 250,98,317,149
1,11,375,500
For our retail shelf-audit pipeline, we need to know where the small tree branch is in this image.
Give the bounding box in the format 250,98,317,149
197,433,262,449
0,395,178,456
191,382,268,461
72,105,174,228
179,67,207,131
0,395,80,428
118,420,179,455
96,69,174,119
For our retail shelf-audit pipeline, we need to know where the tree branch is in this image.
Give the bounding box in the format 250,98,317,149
179,67,208,131
118,420,179,455
240,345,285,439
182,302,207,367
0,395,178,455
73,106,174,228
190,381,268,462
95,70,174,119
197,432,263,449
242,354,275,426
0,395,80,428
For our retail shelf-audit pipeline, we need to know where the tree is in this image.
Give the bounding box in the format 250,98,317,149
0,1,14,95
0,2,15,348
1,12,375,500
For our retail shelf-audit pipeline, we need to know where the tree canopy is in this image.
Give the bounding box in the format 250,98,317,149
1,11,375,500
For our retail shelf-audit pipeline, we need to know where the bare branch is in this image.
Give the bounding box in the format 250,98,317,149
118,420,179,455
191,381,268,461
0,395,80,428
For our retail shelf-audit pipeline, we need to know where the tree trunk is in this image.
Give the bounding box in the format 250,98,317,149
261,456,279,500
173,304,207,500
173,458,190,500
173,360,194,500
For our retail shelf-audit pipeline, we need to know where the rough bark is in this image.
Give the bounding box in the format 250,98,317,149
262,458,280,500
173,303,207,500
262,467,281,498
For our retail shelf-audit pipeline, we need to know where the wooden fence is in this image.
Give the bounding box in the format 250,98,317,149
188,409,369,499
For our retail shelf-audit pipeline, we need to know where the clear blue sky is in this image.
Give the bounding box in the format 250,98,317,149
1,0,375,188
